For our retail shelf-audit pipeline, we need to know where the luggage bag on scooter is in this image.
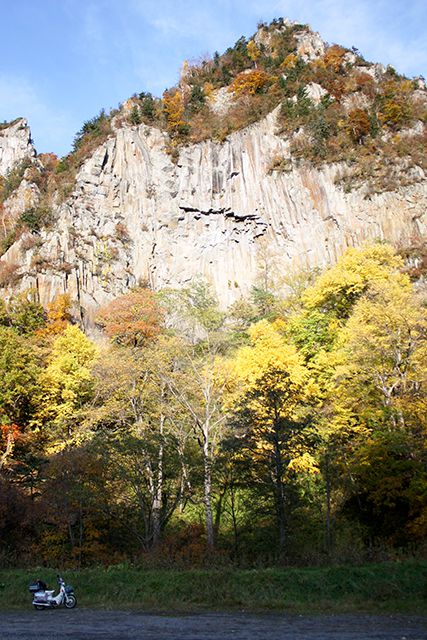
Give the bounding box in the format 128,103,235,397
29,580,47,593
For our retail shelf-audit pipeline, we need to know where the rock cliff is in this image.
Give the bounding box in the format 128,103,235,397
1,108,425,324
0,118,35,177
0,22,426,324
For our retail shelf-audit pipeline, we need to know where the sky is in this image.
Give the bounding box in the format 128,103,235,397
1,0,426,157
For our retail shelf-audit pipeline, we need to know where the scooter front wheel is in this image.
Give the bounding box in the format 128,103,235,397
33,604,45,610
64,595,77,609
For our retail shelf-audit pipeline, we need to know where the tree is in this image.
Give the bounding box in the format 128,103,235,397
319,276,427,547
6,292,45,334
163,89,186,135
38,293,71,337
337,278,426,429
345,108,371,143
247,40,261,67
302,244,406,319
0,327,40,427
225,320,318,557
34,325,97,438
229,70,272,96
0,423,20,471
96,288,163,347
87,340,195,549
160,280,230,550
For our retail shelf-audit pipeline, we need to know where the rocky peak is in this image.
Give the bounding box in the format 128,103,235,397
0,118,36,177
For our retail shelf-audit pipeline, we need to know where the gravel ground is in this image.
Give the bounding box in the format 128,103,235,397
1,610,426,640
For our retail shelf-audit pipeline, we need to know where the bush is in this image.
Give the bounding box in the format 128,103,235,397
72,109,112,153
0,158,32,203
19,207,52,233
229,70,273,96
0,261,21,287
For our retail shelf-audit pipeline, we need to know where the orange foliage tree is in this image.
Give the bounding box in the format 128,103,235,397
323,44,348,72
96,288,163,346
162,89,186,134
345,108,371,143
38,293,71,337
229,70,272,96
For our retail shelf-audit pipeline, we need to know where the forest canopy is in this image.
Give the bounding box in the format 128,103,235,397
0,243,426,568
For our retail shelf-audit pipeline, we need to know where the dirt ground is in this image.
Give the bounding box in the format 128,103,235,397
1,610,426,639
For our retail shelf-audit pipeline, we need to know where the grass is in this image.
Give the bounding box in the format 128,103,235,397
0,561,426,613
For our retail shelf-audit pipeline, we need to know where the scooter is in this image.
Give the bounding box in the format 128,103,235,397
29,575,77,609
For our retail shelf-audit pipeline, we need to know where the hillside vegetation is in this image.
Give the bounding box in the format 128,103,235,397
0,243,426,569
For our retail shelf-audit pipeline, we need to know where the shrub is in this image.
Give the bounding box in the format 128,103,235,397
0,261,21,287
115,223,130,243
345,108,371,143
323,45,348,72
19,207,52,232
229,70,273,96
0,158,32,203
72,109,112,153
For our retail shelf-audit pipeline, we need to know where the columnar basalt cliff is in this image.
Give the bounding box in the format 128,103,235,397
0,118,35,176
0,21,426,324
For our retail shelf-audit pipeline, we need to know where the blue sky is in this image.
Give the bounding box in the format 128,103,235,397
1,0,426,156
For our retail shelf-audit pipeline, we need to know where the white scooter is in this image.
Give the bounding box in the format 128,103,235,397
29,575,77,609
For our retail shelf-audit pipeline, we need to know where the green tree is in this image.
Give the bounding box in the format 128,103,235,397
0,327,40,426
87,340,195,549
160,280,230,549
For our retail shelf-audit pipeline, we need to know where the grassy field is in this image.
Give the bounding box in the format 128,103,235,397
0,561,426,613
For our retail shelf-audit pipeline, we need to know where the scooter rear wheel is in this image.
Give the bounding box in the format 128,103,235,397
64,595,77,609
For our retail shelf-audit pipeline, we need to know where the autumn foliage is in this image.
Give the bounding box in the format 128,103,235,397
229,69,272,95
96,288,163,346
162,89,186,134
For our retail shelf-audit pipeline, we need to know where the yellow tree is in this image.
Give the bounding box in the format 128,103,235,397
325,277,427,545
338,278,426,426
226,320,318,557
162,89,186,135
38,293,71,337
292,244,420,550
247,39,261,67
35,325,98,440
302,243,406,319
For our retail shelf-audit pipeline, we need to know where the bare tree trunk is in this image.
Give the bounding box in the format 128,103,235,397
203,438,215,550
230,480,240,558
152,412,165,547
325,452,332,555
0,429,14,471
272,410,286,558
78,502,83,569
274,457,286,557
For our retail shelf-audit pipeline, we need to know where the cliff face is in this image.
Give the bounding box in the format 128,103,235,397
0,119,35,177
1,107,425,324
